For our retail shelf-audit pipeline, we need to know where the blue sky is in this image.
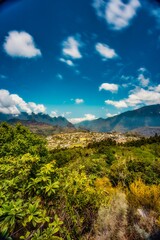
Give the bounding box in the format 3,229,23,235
0,0,160,123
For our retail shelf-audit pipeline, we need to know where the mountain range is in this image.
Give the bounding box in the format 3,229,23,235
0,112,74,127
0,112,75,135
0,104,160,135
76,104,160,133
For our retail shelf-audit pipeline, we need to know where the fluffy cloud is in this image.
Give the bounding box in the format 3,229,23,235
95,43,118,59
99,83,119,92
50,111,71,118
28,102,46,114
106,113,117,118
3,31,41,58
75,98,84,104
93,0,141,30
0,89,46,115
105,87,160,108
149,84,160,93
92,0,105,18
155,85,160,92
138,67,147,72
127,88,160,106
120,75,135,88
121,75,133,81
11,94,32,114
50,111,58,118
105,99,128,108
59,58,74,66
69,114,96,124
138,73,150,87
102,68,153,109
62,36,82,59
0,90,20,115
120,68,150,89
137,67,150,87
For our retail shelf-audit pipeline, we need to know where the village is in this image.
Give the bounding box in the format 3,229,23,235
46,131,139,149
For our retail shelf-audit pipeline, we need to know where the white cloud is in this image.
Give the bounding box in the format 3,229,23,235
28,102,46,114
75,98,84,104
59,58,74,66
95,43,118,59
138,73,149,87
0,89,46,115
50,111,71,118
122,84,129,88
121,75,134,82
0,90,20,115
149,84,160,93
120,75,135,88
106,113,117,118
105,99,128,108
126,88,160,106
69,114,97,124
99,83,119,93
62,36,82,59
105,87,160,108
120,68,150,89
137,68,150,87
92,0,105,18
106,0,141,30
138,67,147,72
0,106,20,115
11,94,32,114
105,67,159,109
50,111,58,118
4,31,41,58
93,0,141,30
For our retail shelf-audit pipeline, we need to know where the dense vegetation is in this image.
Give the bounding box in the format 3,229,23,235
0,123,160,240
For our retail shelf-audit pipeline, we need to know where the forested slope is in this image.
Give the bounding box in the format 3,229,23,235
0,123,160,240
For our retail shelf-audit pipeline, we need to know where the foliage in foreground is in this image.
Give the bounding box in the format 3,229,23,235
0,122,160,239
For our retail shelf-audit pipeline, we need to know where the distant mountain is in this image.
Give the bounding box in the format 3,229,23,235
0,112,75,135
0,112,74,127
76,104,160,133
129,127,160,137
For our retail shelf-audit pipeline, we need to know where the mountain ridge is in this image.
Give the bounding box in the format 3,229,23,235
0,112,76,135
76,104,160,132
0,104,160,134
0,112,74,128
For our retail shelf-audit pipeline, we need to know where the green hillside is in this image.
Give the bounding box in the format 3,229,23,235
0,123,160,240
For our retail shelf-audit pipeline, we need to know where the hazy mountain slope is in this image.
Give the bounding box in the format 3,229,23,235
0,112,75,135
129,127,160,137
0,112,74,128
76,104,160,132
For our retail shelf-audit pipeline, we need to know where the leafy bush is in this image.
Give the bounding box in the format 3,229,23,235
0,123,47,157
0,123,160,239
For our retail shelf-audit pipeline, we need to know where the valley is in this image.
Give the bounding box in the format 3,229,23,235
0,104,160,136
1,1,160,238
47,131,139,149
0,122,160,240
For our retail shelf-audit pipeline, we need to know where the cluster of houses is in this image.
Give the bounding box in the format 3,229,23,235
47,131,139,149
